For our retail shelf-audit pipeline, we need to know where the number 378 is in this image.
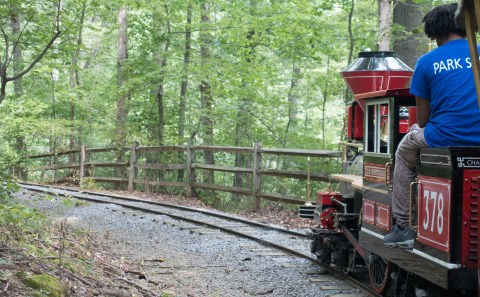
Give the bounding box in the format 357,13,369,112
421,190,445,235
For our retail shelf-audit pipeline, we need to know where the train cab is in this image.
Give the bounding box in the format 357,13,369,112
345,52,478,295
356,90,478,296
302,50,480,296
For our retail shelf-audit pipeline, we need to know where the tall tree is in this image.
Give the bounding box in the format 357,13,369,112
284,64,300,147
156,5,171,146
234,2,256,191
343,0,355,106
321,56,331,149
179,3,192,144
0,0,62,104
11,5,26,179
377,0,391,50
199,2,214,182
393,0,424,69
177,3,193,181
115,5,129,148
69,2,87,161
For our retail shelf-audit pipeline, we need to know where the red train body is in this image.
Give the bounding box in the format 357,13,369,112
301,51,479,296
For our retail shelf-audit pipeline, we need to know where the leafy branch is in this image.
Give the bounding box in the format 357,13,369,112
0,0,63,105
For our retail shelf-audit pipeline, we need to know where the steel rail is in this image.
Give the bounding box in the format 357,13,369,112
18,182,380,297
19,182,307,237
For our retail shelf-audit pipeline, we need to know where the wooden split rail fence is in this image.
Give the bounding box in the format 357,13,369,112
25,142,342,210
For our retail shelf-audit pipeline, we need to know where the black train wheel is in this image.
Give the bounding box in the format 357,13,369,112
367,252,393,295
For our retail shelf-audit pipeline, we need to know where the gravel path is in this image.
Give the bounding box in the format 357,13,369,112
15,188,367,297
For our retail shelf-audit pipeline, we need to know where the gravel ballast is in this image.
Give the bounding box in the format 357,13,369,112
14,188,365,297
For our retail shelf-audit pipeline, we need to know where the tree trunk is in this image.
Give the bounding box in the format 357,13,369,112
233,1,259,198
342,0,355,142
233,28,255,192
69,3,86,165
11,10,27,180
345,0,355,104
156,5,171,146
393,0,424,69
116,5,129,148
51,71,57,183
322,56,331,149
377,0,391,51
115,5,130,184
284,64,300,147
200,3,214,184
179,3,192,144
177,3,192,182
0,1,61,105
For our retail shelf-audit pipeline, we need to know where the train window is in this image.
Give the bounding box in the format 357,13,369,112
365,101,390,154
399,106,410,134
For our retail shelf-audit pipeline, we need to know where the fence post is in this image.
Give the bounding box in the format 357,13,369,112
128,141,139,192
186,139,195,198
79,144,86,188
252,141,262,211
53,151,58,184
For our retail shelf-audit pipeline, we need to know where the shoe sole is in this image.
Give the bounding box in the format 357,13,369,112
384,242,398,248
398,239,414,250
384,239,414,249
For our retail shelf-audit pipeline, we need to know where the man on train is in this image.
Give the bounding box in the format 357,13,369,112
384,3,480,249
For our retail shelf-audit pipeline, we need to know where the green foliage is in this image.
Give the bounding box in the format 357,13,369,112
19,272,67,297
61,195,76,208
0,0,378,155
0,1,430,205
0,179,44,245
81,177,97,190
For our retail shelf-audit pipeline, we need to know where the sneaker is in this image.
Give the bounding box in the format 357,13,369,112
383,225,415,249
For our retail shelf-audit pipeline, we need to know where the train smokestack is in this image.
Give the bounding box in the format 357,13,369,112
341,51,413,96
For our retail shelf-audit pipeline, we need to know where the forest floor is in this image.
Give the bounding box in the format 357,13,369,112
0,187,320,297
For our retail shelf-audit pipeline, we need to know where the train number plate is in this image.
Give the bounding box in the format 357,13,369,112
417,176,451,252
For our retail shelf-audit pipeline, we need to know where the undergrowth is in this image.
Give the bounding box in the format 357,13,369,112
0,179,161,296
0,179,44,244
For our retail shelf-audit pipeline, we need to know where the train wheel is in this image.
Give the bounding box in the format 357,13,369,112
367,252,391,294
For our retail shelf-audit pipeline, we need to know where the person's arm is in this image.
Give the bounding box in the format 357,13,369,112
415,96,430,128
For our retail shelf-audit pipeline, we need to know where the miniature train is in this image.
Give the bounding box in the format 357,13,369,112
299,50,480,297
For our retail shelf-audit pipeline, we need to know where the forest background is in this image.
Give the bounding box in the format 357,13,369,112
0,0,450,178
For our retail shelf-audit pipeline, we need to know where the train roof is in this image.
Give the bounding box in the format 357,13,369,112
353,88,413,100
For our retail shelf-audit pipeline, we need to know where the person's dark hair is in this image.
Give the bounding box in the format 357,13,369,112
423,3,466,39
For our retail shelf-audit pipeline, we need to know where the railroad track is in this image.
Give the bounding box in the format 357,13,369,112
18,182,378,297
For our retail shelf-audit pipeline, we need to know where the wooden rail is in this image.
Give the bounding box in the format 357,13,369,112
25,142,341,210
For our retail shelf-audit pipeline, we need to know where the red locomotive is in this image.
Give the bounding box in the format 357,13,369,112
300,50,479,296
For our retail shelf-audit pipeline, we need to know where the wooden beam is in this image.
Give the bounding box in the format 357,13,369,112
128,141,138,192
465,4,480,108
192,182,252,196
80,144,86,188
132,179,187,188
191,145,253,153
256,192,307,205
137,145,186,152
84,162,128,167
260,148,342,157
259,169,330,182
136,163,188,170
252,142,262,211
192,163,253,173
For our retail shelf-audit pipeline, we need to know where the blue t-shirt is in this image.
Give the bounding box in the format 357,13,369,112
410,38,480,147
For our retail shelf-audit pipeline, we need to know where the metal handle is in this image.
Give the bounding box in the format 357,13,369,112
409,178,420,227
384,162,392,189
